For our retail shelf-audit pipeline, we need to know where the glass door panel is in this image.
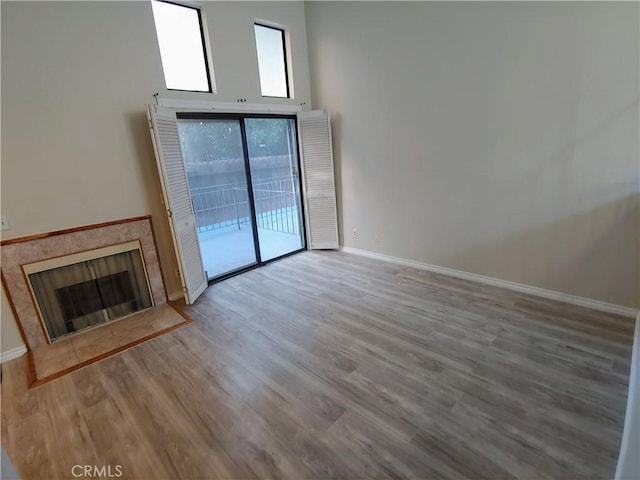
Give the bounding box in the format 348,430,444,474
177,119,258,279
245,117,305,262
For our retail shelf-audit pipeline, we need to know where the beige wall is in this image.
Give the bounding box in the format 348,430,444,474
0,1,311,354
1,289,24,355
306,2,640,308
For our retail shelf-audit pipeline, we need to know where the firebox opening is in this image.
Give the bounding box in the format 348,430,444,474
24,241,154,342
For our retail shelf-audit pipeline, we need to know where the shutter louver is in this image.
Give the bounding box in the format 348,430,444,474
297,110,339,249
147,104,207,304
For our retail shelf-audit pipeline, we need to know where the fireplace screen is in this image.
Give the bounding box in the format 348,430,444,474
25,242,153,341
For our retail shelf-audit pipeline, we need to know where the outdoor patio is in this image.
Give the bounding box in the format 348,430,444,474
198,224,303,278
190,175,304,278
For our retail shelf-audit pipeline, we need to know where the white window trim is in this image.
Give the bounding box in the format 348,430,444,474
152,0,217,94
156,97,302,114
254,18,295,99
198,4,217,94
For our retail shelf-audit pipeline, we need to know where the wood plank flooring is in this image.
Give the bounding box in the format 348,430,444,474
1,251,635,479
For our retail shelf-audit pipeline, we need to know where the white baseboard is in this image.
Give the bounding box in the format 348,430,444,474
168,290,184,301
341,246,638,318
0,345,27,364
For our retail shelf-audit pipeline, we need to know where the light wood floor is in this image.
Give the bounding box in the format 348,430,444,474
1,251,634,479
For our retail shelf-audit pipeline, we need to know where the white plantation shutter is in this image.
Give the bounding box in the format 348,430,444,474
147,104,207,304
297,110,339,249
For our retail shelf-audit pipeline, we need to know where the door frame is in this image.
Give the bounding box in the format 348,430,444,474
176,112,308,284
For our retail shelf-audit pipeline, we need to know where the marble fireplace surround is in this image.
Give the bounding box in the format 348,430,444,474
1,216,167,350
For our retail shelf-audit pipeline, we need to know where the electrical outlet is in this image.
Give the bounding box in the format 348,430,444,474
0,216,9,231
352,228,358,238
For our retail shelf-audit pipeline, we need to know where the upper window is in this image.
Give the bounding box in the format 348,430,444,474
151,0,212,92
254,24,290,98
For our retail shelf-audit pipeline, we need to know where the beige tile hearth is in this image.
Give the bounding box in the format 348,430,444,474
107,315,156,344
28,303,191,386
69,325,122,363
148,303,188,331
31,339,80,379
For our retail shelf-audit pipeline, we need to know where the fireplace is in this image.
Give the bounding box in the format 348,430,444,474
1,216,167,349
0,217,194,387
24,241,154,342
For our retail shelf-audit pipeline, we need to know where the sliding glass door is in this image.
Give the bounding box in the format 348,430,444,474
177,114,305,280
177,118,258,279
246,118,305,262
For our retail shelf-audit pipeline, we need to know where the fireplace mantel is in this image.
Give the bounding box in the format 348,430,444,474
1,216,167,349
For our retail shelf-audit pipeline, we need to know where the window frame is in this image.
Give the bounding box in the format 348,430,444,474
254,22,292,99
151,0,215,94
